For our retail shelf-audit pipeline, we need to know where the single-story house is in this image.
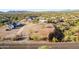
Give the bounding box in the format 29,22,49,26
39,19,47,23
25,16,38,22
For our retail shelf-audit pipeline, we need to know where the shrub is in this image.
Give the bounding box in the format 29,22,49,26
29,34,47,41
52,37,58,42
32,19,39,23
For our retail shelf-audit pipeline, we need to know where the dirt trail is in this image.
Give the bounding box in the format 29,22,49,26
0,41,79,49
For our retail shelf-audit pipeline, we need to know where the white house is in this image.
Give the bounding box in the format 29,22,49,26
39,19,47,23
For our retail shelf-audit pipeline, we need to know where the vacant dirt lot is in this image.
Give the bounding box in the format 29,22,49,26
0,26,19,38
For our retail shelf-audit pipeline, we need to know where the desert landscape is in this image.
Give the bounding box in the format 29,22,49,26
0,10,79,49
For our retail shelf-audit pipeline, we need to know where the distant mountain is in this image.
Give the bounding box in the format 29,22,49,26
0,11,4,13
0,9,79,14
0,10,33,14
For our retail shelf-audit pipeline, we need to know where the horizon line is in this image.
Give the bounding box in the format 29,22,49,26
0,9,78,12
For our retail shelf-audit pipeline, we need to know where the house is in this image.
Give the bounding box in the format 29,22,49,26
38,16,47,23
6,21,24,31
25,16,38,22
39,20,47,23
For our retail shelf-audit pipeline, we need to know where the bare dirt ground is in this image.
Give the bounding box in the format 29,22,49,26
0,26,19,38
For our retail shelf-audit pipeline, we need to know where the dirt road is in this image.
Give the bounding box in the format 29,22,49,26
0,41,79,49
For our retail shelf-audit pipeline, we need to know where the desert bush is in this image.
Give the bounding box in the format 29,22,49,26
52,37,58,42
70,36,79,42
47,19,53,23
32,19,39,23
29,34,47,41
63,35,72,42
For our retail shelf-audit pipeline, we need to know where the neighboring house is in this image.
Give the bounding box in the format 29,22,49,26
39,20,47,23
27,18,32,22
6,21,23,31
25,16,38,22
38,16,47,23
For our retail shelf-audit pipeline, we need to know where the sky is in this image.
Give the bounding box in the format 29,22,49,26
0,0,79,11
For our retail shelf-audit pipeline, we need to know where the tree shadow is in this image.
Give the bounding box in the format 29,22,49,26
48,26,64,42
